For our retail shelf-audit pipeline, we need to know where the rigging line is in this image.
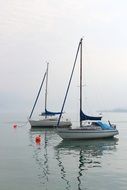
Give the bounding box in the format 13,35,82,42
29,71,47,119
17,121,29,127
57,38,83,127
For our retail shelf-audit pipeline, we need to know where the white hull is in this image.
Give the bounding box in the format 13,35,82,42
56,128,119,140
29,118,71,128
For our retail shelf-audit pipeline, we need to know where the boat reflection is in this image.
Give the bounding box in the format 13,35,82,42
29,128,119,190
55,138,119,190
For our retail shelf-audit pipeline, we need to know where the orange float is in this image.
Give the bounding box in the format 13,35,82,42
35,135,41,144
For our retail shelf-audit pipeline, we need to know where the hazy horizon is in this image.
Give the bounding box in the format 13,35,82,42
1,0,127,118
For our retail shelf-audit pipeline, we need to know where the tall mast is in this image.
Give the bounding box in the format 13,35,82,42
29,71,47,119
80,38,83,127
57,39,81,127
45,62,49,117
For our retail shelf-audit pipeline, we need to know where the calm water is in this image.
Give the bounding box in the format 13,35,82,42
0,112,127,190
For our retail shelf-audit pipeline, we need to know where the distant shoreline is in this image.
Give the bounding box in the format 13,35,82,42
99,109,127,113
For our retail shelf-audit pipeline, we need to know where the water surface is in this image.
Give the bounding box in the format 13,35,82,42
0,112,127,190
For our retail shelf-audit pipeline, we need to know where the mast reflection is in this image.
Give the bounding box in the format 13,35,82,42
55,149,71,190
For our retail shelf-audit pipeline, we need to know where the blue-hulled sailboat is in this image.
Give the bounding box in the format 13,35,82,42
29,63,72,128
56,38,119,139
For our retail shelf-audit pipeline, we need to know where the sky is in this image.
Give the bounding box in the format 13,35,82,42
0,0,127,119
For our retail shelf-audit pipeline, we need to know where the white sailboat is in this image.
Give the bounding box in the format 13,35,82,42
29,63,72,128
56,38,119,139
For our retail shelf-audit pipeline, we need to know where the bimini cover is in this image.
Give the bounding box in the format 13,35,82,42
80,110,102,121
41,109,62,116
96,121,113,130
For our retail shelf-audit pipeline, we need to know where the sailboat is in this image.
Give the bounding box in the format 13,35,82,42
56,38,119,139
29,63,72,128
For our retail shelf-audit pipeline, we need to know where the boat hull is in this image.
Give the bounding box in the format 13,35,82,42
56,128,119,140
29,119,72,128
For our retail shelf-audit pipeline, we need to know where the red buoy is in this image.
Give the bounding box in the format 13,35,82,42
35,135,41,144
13,124,17,128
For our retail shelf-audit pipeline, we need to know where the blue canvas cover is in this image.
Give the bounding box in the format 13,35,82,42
96,121,113,130
80,110,102,121
41,109,62,116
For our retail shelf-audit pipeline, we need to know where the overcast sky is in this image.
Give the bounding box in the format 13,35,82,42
0,0,127,118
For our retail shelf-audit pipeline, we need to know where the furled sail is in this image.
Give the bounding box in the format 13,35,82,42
80,110,102,121
41,109,62,116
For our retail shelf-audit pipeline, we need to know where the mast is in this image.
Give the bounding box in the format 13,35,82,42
45,62,49,118
80,38,83,127
57,39,82,127
29,71,47,119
